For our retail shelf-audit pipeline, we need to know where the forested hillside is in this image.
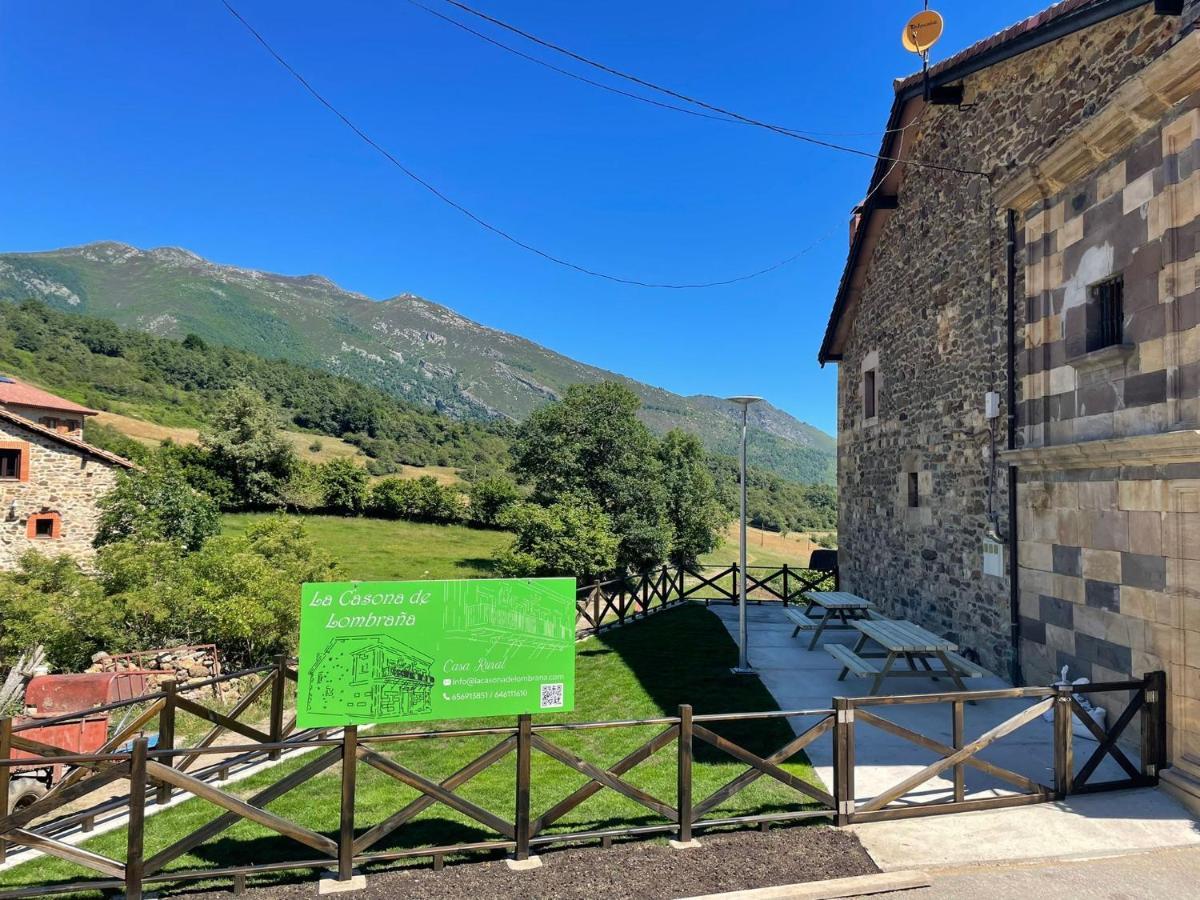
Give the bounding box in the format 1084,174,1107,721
0,301,512,474
0,242,835,484
0,301,836,533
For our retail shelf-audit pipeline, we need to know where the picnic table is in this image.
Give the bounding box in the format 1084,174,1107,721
825,618,986,695
783,591,876,651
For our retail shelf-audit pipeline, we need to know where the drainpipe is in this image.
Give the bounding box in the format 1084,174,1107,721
1006,209,1022,686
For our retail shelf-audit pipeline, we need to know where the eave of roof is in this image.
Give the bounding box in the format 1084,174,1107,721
818,0,1154,365
0,407,136,469
0,378,100,416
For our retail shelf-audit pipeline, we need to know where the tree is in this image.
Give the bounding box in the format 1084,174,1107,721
493,498,618,578
513,382,672,572
319,458,369,514
95,465,221,551
657,430,729,566
466,475,522,526
0,553,117,673
201,384,296,508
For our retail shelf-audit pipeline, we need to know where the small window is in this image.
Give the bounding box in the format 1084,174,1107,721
0,448,21,480
907,472,920,508
863,369,878,420
39,416,59,431
1087,276,1124,352
27,513,61,540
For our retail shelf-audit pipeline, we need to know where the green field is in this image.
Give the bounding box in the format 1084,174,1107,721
2,605,823,895
222,513,511,581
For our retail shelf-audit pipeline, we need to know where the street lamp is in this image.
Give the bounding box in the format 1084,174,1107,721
726,396,762,675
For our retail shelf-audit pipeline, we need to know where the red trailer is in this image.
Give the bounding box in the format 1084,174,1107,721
9,672,151,810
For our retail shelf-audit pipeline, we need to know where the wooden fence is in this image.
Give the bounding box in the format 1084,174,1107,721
574,562,838,637
0,671,1166,899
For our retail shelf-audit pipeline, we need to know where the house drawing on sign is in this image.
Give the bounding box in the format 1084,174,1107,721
443,581,571,655
306,635,435,720
0,376,134,571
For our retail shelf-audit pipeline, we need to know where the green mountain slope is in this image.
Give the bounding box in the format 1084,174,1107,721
0,242,835,483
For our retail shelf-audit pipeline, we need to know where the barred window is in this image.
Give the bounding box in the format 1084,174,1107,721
1087,276,1124,352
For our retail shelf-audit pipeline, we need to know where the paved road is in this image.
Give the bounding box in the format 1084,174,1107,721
869,846,1200,898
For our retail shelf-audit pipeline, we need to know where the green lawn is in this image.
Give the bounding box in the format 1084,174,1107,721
222,513,511,580
2,606,823,896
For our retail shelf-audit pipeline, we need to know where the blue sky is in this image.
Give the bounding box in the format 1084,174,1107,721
0,1,1051,434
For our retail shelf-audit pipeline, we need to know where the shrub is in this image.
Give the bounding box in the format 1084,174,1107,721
98,516,340,668
0,553,118,673
367,476,463,523
493,497,618,578
319,458,369,514
466,475,522,526
95,465,221,551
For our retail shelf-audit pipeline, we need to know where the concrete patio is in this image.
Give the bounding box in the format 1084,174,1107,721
709,602,1200,868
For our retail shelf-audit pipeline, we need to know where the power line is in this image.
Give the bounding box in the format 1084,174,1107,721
404,0,917,141
219,0,848,290
437,0,986,178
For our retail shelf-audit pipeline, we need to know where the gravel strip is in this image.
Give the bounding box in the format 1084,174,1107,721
175,826,877,899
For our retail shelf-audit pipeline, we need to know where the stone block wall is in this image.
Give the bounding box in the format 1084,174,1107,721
837,5,1185,676
1015,462,1200,754
0,417,122,570
1021,103,1200,445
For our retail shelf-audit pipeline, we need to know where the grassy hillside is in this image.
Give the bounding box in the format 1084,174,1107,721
0,242,835,484
222,514,509,580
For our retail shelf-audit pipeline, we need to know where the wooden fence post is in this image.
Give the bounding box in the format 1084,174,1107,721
269,654,287,760
952,700,965,802
339,725,357,881
1141,670,1168,781
126,737,148,900
833,698,855,826
156,680,177,805
0,717,11,865
782,564,790,606
676,705,693,844
1053,684,1074,798
515,714,532,861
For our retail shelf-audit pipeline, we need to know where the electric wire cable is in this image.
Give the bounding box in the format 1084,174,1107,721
219,0,869,289
436,0,987,177
404,0,919,141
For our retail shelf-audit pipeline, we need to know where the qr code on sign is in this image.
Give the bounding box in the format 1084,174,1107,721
539,683,564,709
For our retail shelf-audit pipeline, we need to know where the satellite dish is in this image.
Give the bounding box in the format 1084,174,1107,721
902,9,944,54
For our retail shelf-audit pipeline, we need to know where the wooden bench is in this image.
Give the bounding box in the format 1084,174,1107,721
783,607,817,634
941,651,987,679
825,644,880,680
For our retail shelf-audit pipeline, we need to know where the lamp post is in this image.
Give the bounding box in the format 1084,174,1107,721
726,396,762,675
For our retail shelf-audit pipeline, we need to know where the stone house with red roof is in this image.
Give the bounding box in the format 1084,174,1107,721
0,377,133,569
819,0,1200,811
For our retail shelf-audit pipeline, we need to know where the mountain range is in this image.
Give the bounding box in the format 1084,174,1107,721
0,242,835,483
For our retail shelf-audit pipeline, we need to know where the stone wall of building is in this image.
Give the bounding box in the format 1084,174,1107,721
836,5,1188,676
0,417,122,570
999,30,1200,774
1014,460,1199,752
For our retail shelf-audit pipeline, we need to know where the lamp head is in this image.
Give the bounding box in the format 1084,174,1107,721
726,396,763,406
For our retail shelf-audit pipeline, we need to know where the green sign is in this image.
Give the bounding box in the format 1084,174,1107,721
297,578,576,728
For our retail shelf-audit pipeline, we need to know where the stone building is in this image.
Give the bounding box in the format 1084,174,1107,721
818,0,1200,811
0,375,98,438
0,385,133,569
